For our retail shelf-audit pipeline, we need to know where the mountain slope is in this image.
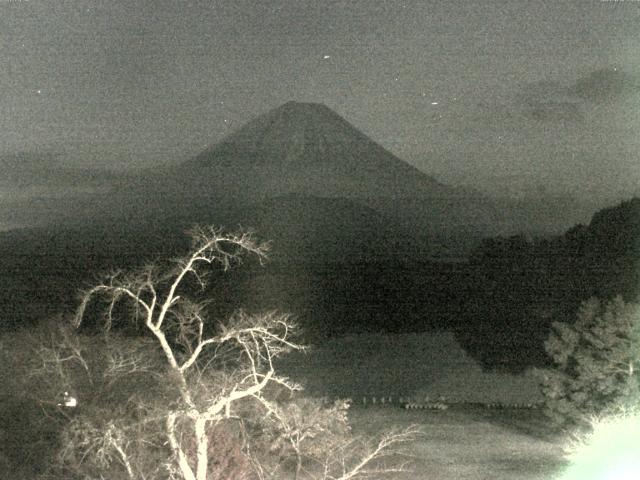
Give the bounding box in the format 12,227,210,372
139,100,505,256
164,101,450,200
234,194,428,263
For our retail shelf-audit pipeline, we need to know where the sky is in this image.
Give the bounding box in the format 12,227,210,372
1,0,639,200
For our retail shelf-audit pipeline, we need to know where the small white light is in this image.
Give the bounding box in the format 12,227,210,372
323,55,330,59
431,102,439,105
62,391,78,408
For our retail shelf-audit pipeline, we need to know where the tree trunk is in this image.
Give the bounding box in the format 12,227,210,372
294,450,302,480
195,418,209,480
166,413,197,480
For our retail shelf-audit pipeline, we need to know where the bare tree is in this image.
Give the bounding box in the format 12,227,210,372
30,225,421,480
256,396,421,480
70,226,301,480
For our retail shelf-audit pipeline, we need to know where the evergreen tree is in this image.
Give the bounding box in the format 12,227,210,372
538,296,640,428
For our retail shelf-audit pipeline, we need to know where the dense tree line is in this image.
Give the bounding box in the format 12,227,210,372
458,198,640,370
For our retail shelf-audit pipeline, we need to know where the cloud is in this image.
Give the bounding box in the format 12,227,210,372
516,80,583,122
569,68,640,103
514,68,640,122
525,101,583,122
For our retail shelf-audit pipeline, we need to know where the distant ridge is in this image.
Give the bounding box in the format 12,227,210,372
1,102,543,251
168,101,450,199
100,101,505,254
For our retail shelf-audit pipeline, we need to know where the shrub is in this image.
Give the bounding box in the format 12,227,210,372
537,296,640,429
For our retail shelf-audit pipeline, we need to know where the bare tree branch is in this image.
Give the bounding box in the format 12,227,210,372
48,226,420,480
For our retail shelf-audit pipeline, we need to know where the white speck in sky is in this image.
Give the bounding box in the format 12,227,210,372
323,55,330,59
36,90,42,94
431,101,438,105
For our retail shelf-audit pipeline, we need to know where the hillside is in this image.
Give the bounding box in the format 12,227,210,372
457,197,640,368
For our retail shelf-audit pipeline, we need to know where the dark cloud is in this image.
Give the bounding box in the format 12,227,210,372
515,68,640,122
523,101,583,123
570,68,640,103
0,151,121,194
516,80,583,122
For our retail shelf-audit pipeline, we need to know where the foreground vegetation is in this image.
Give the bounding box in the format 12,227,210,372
1,200,639,478
348,404,568,480
1,226,420,480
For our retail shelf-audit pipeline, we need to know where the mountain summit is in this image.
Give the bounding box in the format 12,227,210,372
173,101,448,199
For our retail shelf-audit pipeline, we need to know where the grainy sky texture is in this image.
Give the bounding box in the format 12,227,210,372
1,0,639,199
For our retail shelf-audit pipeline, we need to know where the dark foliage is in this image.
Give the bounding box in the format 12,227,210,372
0,199,638,374
460,198,640,370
